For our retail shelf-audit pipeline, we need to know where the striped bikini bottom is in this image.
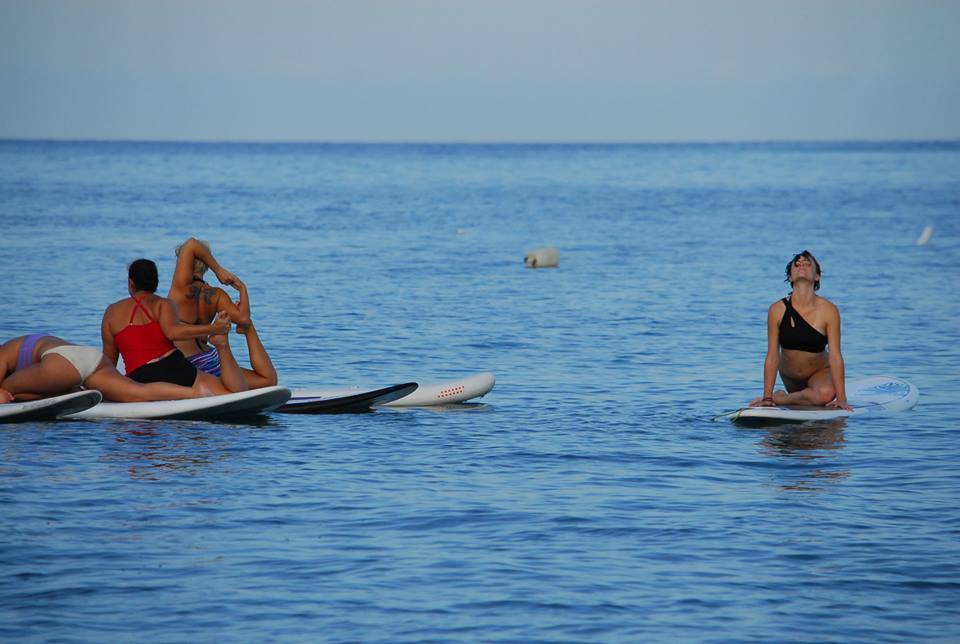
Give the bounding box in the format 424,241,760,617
186,346,222,377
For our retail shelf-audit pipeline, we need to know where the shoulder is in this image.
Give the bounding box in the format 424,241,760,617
199,285,229,304
815,296,841,326
768,299,786,315
817,296,840,315
103,298,126,316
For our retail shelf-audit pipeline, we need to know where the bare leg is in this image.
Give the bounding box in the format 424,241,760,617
773,368,836,406
84,361,199,402
237,323,277,388
208,333,248,393
0,354,81,400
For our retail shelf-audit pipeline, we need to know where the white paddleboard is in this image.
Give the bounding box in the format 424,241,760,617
723,376,919,423
67,386,291,420
0,390,103,423
292,371,495,407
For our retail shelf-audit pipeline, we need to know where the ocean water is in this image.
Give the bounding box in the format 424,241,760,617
1,140,959,642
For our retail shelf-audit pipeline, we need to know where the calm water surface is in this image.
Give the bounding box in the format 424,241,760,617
1,141,959,641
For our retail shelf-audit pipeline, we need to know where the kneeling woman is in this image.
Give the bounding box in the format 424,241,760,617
750,250,851,410
1,334,198,403
101,259,249,396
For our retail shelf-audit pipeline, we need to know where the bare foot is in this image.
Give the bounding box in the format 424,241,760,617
0,388,14,404
771,390,789,405
208,332,229,349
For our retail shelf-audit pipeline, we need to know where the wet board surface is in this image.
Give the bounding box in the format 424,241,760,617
292,372,495,407
722,376,919,424
279,383,418,413
0,390,103,423
67,386,291,420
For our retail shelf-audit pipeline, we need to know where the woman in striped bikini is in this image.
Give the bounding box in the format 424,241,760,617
167,238,277,389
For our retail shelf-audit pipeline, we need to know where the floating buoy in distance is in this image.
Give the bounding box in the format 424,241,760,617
524,247,560,268
916,225,934,246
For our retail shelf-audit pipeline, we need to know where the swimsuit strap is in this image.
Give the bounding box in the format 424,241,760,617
128,295,158,324
781,296,803,327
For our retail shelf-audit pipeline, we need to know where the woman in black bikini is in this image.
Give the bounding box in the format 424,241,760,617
750,250,851,410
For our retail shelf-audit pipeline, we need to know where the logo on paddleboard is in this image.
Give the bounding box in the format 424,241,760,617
865,382,908,396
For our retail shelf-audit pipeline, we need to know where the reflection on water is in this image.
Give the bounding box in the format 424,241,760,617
744,419,851,491
100,417,277,480
761,418,848,457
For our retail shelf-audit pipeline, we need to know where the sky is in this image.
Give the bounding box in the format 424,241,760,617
1,0,958,142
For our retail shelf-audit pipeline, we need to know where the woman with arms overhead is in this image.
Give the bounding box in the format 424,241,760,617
750,250,851,410
168,238,277,389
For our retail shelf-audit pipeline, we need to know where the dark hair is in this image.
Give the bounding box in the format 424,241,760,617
784,250,821,291
128,258,159,293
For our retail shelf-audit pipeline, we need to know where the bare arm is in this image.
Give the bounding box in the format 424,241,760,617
222,277,251,326
173,238,235,288
752,302,782,406
825,303,850,409
157,298,230,340
101,305,119,366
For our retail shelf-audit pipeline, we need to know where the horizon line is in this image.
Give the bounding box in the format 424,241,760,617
2,136,959,146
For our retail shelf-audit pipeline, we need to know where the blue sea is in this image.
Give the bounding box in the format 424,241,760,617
1,140,959,642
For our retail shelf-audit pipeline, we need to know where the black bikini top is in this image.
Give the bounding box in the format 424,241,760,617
779,297,827,353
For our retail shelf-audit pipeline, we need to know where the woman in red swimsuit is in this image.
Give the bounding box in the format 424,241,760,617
101,259,248,396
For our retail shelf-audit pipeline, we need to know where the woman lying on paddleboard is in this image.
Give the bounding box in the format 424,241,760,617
100,258,249,396
0,334,198,403
750,250,851,410
168,238,277,389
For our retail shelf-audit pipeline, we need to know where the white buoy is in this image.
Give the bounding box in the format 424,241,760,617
524,247,560,268
917,226,934,246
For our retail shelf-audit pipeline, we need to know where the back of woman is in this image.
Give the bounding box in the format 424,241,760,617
102,258,240,394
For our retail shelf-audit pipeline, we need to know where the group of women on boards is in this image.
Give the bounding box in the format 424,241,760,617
2,247,851,410
0,239,277,404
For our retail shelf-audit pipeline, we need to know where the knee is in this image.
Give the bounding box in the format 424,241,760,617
813,385,836,405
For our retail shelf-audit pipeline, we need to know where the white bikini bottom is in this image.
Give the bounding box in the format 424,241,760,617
41,345,104,382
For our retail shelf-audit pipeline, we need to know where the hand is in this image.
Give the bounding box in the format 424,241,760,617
215,268,237,286
0,388,14,404
826,398,853,411
210,310,231,335
749,395,776,407
208,332,228,348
